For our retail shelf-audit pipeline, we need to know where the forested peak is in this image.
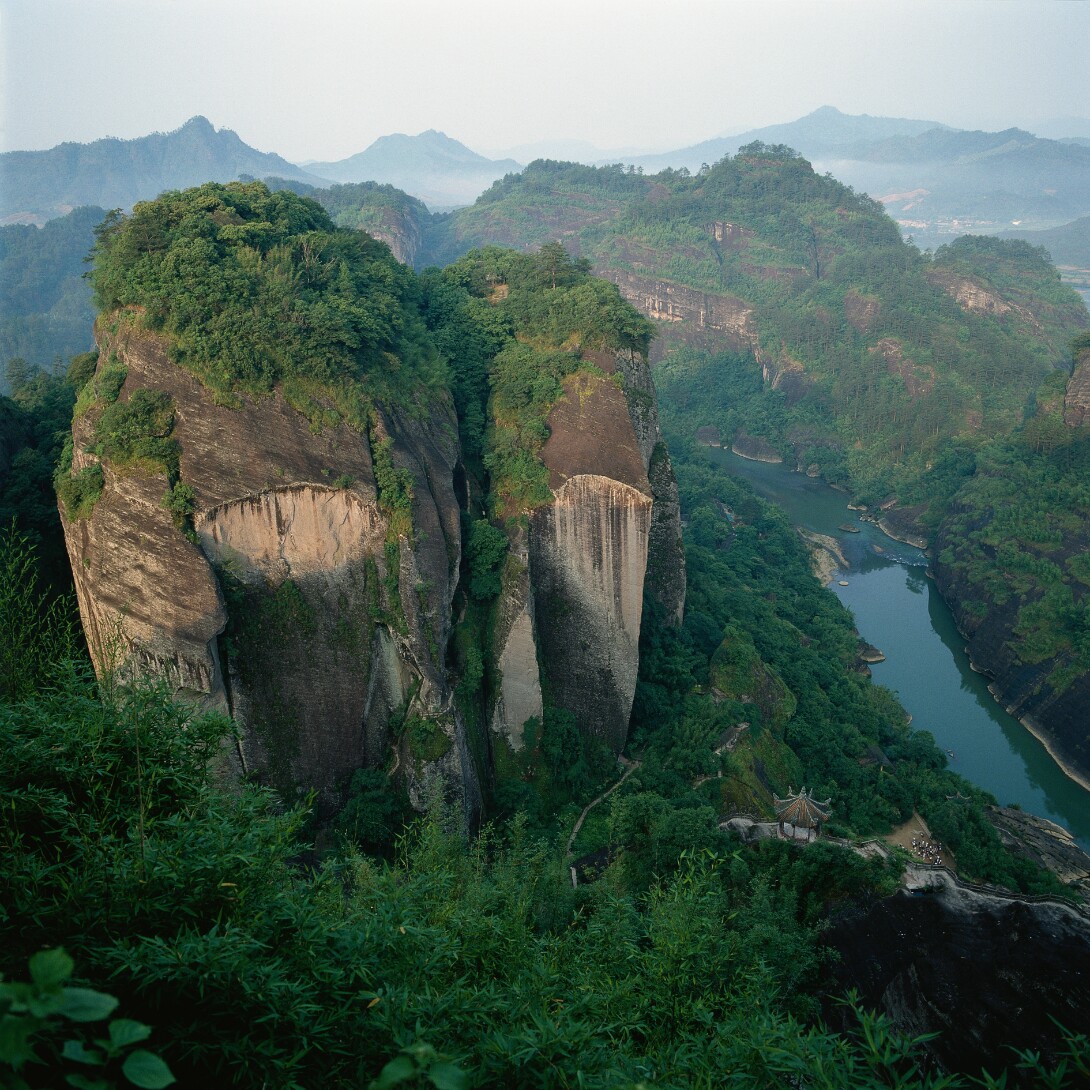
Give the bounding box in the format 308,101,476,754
734,140,806,161
88,181,445,412
934,233,1054,273
478,159,651,203
446,242,655,356
320,179,432,218
179,114,216,133
699,145,859,201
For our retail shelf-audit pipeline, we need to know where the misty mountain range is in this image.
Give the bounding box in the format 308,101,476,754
0,116,325,223
303,130,521,210
3,106,1090,263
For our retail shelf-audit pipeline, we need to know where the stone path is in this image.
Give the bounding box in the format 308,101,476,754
566,756,641,858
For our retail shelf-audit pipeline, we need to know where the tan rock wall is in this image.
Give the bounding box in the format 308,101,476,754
1065,352,1090,426
603,270,762,356
61,324,478,821
530,474,652,751
490,535,543,751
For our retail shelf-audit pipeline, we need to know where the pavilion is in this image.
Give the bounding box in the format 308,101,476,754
773,786,831,842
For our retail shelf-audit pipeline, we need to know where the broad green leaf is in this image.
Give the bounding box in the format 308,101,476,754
121,1049,176,1089
109,1019,152,1049
26,991,65,1018
369,1054,417,1089
29,948,74,990
59,988,119,1023
66,1074,110,1090
0,982,34,1007
62,1038,106,1065
0,1013,40,1067
428,1061,469,1090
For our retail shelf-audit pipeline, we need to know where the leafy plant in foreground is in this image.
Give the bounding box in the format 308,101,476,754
0,948,174,1089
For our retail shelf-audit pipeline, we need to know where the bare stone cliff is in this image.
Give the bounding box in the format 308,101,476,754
603,270,762,362
490,354,684,755
61,324,479,820
363,208,423,267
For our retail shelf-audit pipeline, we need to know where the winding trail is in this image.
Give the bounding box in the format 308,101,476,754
566,756,641,858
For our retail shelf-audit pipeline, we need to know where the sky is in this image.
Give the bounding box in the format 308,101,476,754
2,0,1089,162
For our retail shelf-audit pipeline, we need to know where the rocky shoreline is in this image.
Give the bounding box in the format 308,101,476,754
797,527,847,586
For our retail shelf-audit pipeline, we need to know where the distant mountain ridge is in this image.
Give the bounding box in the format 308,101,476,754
815,126,1090,242
620,106,949,173
1002,213,1090,259
0,116,328,223
305,130,521,210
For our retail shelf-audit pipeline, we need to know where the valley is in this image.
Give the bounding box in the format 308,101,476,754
712,446,1090,851
5,97,1090,1087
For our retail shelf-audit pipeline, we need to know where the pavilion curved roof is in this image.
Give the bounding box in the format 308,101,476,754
773,786,831,828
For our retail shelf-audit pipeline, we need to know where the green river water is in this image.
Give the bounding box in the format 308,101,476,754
708,447,1090,851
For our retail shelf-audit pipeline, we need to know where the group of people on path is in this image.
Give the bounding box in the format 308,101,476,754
911,834,944,866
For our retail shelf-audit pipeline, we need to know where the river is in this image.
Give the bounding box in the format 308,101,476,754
708,447,1090,852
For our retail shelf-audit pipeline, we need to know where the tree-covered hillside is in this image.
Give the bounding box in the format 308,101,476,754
411,150,1086,496
0,206,101,383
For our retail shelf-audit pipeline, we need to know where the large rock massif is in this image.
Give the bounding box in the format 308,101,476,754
490,350,684,755
62,323,476,818
60,321,683,819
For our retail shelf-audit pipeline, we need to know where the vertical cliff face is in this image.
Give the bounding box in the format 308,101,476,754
1064,344,1090,426
60,325,479,820
594,348,686,626
529,472,652,751
489,358,683,755
489,530,543,750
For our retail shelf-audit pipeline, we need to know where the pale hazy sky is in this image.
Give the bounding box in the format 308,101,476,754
2,0,1088,161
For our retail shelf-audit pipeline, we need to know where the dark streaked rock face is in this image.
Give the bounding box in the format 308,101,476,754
822,881,1090,1081
489,354,685,757
532,370,653,753
60,324,478,822
987,805,1090,893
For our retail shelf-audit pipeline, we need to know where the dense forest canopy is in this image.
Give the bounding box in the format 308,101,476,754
88,182,446,419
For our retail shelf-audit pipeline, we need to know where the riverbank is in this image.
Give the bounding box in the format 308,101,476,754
1009,705,1090,794
707,445,1090,852
823,479,1090,799
797,528,846,586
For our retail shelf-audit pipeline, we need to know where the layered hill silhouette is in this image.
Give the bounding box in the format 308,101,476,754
304,130,520,209
616,109,1090,244
0,116,327,223
623,105,950,173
